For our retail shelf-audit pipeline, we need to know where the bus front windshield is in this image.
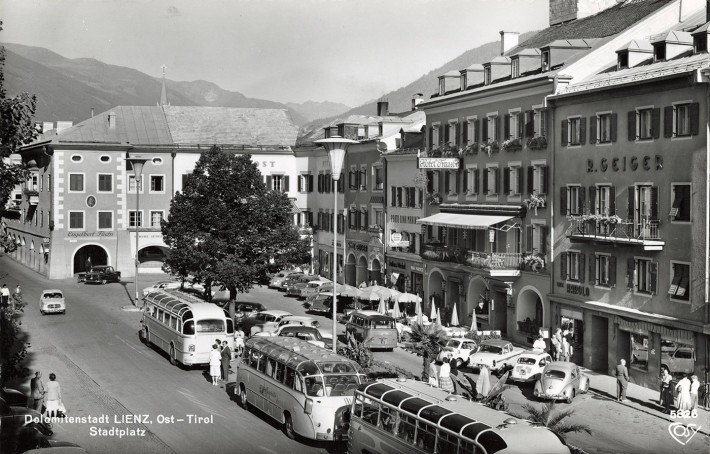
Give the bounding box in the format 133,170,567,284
196,319,225,333
371,319,395,329
304,375,361,397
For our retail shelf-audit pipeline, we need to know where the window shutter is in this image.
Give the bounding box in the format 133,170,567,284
266,175,273,190
518,113,524,139
541,165,549,195
391,187,396,206
526,225,533,252
561,119,568,146
664,106,674,138
365,211,369,228
503,167,510,194
474,119,480,143
483,169,489,195
609,186,616,215
560,186,568,215
428,127,433,148
504,114,511,139
628,186,635,220
444,172,450,193
474,168,480,194
525,110,534,137
455,171,460,193
517,168,523,195
427,171,434,193
690,102,700,135
627,111,636,141
561,252,568,281
627,258,635,290
578,187,585,215
284,176,290,192
610,113,618,142
650,262,658,294
495,167,501,194
589,186,596,214
338,175,344,193
579,253,586,282
482,118,489,141
444,125,450,144
609,256,617,287
456,122,461,146
528,166,534,195
590,255,597,285
589,116,597,144
298,175,302,192
539,225,548,254
318,174,323,193
494,116,501,141
462,121,468,144
650,186,659,220
463,170,469,193
579,117,587,145
308,175,314,192
651,107,661,139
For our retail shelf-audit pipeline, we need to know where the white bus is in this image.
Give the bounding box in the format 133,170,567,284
140,289,234,367
349,378,571,454
235,336,367,441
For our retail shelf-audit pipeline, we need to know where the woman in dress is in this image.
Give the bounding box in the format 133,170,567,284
675,374,692,411
44,373,61,417
234,326,245,357
659,368,673,413
438,357,455,393
428,360,439,387
209,344,221,386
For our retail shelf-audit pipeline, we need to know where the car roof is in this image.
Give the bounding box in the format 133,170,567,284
546,361,577,371
239,301,265,307
42,289,63,294
281,315,316,322
259,310,291,316
352,311,394,321
480,339,511,347
519,351,549,359
280,325,319,333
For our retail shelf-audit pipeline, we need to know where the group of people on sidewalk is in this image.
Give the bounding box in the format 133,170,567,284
30,370,64,417
208,340,232,386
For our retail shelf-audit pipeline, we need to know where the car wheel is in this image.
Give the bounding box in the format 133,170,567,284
582,381,589,393
101,279,107,285
566,389,575,404
283,412,296,440
169,345,178,366
455,358,464,369
239,384,249,409
143,328,152,347
40,309,45,316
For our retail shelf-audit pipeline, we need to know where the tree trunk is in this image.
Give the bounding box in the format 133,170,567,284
204,278,212,302
228,285,237,323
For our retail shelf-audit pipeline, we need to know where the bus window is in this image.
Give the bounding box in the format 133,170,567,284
304,376,325,397
372,319,394,329
170,315,178,330
324,374,359,396
437,430,458,454
416,421,437,451
317,362,356,374
151,305,158,318
296,362,319,376
293,374,304,394
285,368,296,389
157,309,164,322
266,358,276,377
379,405,397,434
397,414,417,444
196,319,224,333
275,363,285,383
226,318,234,334
361,400,380,426
257,354,267,373
183,320,195,335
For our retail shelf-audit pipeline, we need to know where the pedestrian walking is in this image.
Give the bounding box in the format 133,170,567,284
209,344,221,386
675,374,692,411
12,284,21,311
659,367,673,413
85,256,92,272
615,359,629,401
30,371,46,412
438,357,455,393
551,328,562,360
689,375,700,412
533,335,547,352
560,331,571,362
45,373,62,417
221,340,231,384
0,284,10,307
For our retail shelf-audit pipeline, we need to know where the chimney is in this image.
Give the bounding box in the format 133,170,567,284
412,93,423,111
377,100,389,117
108,111,116,130
55,121,73,133
500,31,520,55
42,122,54,133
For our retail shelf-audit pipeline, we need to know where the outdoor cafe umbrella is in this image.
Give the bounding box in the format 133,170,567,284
430,298,437,322
375,287,402,300
391,300,402,319
357,287,383,302
415,299,423,326
436,307,442,328
395,292,421,304
338,284,360,298
377,296,388,315
470,309,478,333
450,303,460,327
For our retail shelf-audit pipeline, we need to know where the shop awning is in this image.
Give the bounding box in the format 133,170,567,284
416,213,513,230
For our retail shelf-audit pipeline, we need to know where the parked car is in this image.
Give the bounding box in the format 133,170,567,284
227,302,267,325
39,290,66,315
533,361,590,403
0,387,28,407
662,346,695,375
279,273,307,291
510,351,553,384
308,295,333,315
440,325,469,338
254,325,335,349
14,423,83,453
285,275,320,297
468,339,525,375
254,315,320,336
242,310,292,336
0,396,53,452
268,270,301,290
437,338,478,368
300,279,332,300
84,265,121,285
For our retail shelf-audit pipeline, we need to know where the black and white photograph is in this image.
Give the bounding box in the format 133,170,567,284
0,0,709,453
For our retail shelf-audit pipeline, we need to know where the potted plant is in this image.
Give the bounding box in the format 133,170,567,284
462,143,479,155
427,192,442,205
521,254,546,272
442,145,460,157
527,134,548,150
501,138,522,152
482,140,499,156
524,193,546,215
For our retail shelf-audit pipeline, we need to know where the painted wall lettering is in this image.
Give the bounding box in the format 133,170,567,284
586,155,663,173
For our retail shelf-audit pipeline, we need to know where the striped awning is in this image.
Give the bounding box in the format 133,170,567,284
416,213,513,230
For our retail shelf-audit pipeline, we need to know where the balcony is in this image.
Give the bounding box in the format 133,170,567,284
420,243,522,277
567,216,664,251
24,189,39,205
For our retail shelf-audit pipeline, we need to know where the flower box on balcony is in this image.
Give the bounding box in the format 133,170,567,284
524,193,545,215
521,254,545,272
527,135,548,150
462,143,479,155
482,140,499,156
501,138,522,152
427,192,442,205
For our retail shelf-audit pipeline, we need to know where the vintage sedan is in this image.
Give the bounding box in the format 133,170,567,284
285,275,320,297
241,310,292,336
437,338,478,368
533,361,590,403
39,289,66,315
253,325,335,350
511,351,553,384
84,265,121,284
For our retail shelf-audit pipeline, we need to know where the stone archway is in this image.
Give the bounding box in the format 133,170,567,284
345,253,357,286
369,258,382,285
466,276,489,330
72,244,109,275
516,286,544,338
356,255,368,287
427,269,445,320
138,245,170,273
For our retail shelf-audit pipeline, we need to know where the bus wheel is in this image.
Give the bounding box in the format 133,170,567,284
239,384,249,410
283,412,295,440
143,328,152,346
169,345,178,366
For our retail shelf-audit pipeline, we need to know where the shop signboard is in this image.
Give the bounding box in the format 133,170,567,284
417,157,461,169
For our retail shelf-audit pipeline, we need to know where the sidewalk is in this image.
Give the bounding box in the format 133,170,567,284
582,367,710,435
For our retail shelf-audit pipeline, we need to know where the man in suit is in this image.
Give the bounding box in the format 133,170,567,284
30,371,46,412
220,340,232,385
615,358,629,401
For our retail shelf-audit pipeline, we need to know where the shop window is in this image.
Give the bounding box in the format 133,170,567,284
630,333,649,371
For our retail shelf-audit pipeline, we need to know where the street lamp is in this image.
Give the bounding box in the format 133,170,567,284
126,153,149,307
315,136,357,352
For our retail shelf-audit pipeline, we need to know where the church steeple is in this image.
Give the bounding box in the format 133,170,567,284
159,65,169,106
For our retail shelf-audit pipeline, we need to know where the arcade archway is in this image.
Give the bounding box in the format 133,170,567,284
356,255,368,286
369,258,382,285
138,245,169,272
73,244,109,275
516,287,544,338
345,253,357,286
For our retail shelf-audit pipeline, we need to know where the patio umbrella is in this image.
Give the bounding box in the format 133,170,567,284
391,300,402,319
450,303,460,327
430,298,437,321
436,307,442,328
470,309,478,333
416,299,423,326
395,292,422,304
357,288,383,301
338,284,360,298
375,287,402,300
377,296,387,315
476,365,492,398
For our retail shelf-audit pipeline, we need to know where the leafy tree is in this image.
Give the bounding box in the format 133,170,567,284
0,292,29,386
517,402,592,442
161,145,311,319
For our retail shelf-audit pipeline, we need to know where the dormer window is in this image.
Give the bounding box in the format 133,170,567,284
654,44,666,62
460,74,467,91
617,51,629,70
695,35,707,53
484,67,491,85
541,51,550,72
511,58,519,78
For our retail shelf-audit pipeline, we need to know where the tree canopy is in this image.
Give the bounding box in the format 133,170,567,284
161,145,311,305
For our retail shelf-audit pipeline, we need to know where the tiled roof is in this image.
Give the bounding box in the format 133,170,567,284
513,48,541,57
555,53,710,95
509,0,675,53
441,71,461,77
650,30,692,44
617,39,654,52
38,105,298,148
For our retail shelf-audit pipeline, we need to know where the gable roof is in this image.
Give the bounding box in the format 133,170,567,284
35,105,299,148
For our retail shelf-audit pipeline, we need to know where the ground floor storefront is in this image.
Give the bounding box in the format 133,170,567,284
550,295,709,389
343,238,384,287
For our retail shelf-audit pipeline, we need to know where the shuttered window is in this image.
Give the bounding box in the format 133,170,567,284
668,262,690,300
670,184,691,221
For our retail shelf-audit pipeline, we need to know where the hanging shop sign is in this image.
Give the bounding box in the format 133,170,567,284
418,158,461,170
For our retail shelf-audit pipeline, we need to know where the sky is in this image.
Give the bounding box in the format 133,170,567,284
0,0,549,107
